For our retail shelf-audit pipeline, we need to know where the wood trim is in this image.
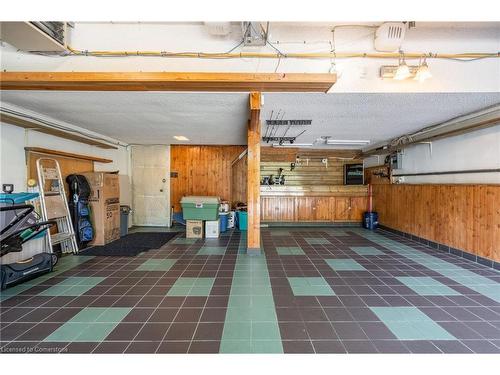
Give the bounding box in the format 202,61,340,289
0,72,337,92
24,147,113,163
0,113,118,149
247,92,261,251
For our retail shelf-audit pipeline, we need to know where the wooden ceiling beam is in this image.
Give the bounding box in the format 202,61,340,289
0,72,336,92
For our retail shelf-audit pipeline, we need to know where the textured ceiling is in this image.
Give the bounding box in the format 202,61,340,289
0,91,250,145
262,92,500,149
1,91,499,148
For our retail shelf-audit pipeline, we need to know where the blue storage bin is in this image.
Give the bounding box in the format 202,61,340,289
363,212,379,230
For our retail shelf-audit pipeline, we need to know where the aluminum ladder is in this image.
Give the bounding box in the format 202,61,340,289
36,158,79,254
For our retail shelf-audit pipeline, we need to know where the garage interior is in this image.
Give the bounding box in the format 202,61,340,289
0,20,499,357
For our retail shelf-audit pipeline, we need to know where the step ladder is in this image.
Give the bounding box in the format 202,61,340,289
36,158,79,254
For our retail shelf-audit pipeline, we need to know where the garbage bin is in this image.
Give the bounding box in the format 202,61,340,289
237,211,247,231
120,205,131,237
219,212,228,233
363,211,378,230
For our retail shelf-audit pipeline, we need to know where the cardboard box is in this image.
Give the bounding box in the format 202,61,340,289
186,220,203,239
205,219,220,238
82,172,120,246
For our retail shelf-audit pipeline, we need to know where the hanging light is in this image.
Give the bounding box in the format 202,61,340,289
414,57,432,82
394,51,411,80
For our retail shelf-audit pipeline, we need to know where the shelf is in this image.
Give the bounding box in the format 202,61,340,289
25,147,113,163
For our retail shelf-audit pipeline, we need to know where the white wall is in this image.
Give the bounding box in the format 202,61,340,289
363,125,500,184
1,22,499,93
0,122,27,191
0,122,132,203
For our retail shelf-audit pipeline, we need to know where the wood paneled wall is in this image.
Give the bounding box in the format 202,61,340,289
261,195,367,222
373,184,500,262
231,151,248,205
170,145,246,212
364,165,391,185
261,148,362,186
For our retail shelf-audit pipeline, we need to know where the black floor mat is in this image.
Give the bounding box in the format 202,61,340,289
77,232,179,257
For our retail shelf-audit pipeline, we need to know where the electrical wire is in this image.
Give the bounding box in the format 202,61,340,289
64,45,499,61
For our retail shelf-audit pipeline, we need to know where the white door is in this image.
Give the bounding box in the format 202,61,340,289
131,145,170,226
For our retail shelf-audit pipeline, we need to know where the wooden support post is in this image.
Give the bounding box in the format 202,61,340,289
247,92,261,255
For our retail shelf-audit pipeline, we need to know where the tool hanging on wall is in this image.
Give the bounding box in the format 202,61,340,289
262,111,312,145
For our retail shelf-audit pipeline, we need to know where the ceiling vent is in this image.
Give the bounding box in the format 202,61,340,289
374,22,406,52
204,22,232,36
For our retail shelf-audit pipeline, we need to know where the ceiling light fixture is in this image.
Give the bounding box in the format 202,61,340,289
173,135,189,141
394,51,411,80
326,139,370,146
414,57,432,82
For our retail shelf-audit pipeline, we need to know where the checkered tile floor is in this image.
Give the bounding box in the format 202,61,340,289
1,227,500,354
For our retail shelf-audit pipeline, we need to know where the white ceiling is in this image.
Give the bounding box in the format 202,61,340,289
262,92,500,148
1,91,499,148
0,91,250,145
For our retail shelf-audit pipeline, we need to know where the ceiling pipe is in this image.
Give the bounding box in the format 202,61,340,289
361,104,500,157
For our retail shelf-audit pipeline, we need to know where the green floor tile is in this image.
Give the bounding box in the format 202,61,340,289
96,307,132,323
355,229,500,303
39,276,105,297
305,238,330,245
197,246,226,256
222,322,252,340
219,340,252,353
396,276,460,296
75,323,117,342
167,277,215,296
350,246,384,256
44,307,132,342
276,247,305,255
220,253,282,353
70,308,107,323
44,322,88,342
251,340,284,354
325,258,366,271
370,306,456,341
287,277,335,296
252,295,275,308
136,258,177,271
252,322,281,340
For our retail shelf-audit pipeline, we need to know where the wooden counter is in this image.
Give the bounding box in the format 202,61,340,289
260,185,368,223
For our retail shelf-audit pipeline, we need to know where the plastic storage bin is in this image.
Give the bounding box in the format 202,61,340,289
363,211,379,230
237,211,247,231
219,212,228,232
180,196,220,221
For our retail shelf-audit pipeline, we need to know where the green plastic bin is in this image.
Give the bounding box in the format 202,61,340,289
180,196,220,221
237,211,247,231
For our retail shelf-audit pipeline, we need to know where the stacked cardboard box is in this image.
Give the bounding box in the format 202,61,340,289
83,172,120,246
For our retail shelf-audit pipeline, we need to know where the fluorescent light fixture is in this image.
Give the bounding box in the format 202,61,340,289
272,143,313,148
414,61,432,82
326,139,370,145
173,135,189,141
